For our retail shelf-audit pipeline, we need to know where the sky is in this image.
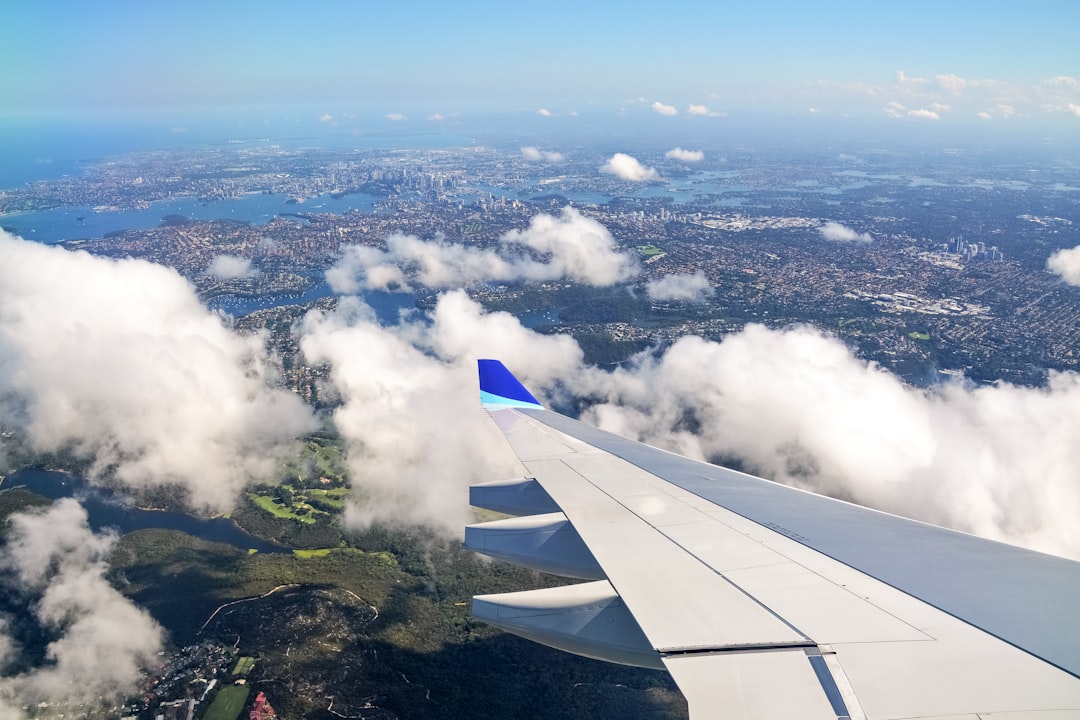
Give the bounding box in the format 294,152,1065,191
3,0,1079,138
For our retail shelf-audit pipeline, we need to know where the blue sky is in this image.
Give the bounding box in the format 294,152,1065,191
3,0,1079,137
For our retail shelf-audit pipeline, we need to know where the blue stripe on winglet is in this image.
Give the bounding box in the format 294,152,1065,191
478,359,544,410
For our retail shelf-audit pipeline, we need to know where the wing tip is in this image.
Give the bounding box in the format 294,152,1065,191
478,359,544,410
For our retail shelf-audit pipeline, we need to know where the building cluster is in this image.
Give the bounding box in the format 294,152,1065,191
938,235,1004,262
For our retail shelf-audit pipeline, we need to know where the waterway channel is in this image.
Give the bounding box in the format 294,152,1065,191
0,468,289,554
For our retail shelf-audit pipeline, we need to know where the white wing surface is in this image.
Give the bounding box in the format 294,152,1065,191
467,360,1080,720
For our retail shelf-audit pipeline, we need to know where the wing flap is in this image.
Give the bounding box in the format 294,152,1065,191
663,651,841,720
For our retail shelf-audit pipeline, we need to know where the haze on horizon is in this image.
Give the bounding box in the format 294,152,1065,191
2,0,1079,145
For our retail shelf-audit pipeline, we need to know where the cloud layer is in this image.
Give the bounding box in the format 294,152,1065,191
578,326,1080,560
3,227,1079,568
0,499,163,712
599,153,658,182
326,207,639,293
0,231,316,510
295,284,1080,559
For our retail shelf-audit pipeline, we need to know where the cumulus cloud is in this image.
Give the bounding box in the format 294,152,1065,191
0,231,316,511
428,113,445,122
819,221,872,243
536,108,552,117
298,291,583,529
326,207,638,293
520,146,564,162
207,254,258,280
645,271,712,303
896,70,926,85
665,147,704,162
1048,246,1080,285
295,288,1080,558
937,74,968,93
1046,75,1080,91
319,114,334,123
908,108,941,120
978,111,993,120
687,103,723,116
600,153,658,182
884,101,906,118
385,113,405,121
0,499,163,711
651,101,678,117
578,326,1080,559
1069,103,1080,119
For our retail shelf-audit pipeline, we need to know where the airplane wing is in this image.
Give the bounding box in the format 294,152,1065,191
466,359,1080,719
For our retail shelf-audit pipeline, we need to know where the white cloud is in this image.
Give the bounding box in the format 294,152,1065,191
288,282,1080,558
651,101,678,117
1048,246,1080,285
385,113,405,121
687,103,726,117
578,325,1080,560
1045,75,1080,91
207,254,258,280
298,291,583,530
326,207,638,293
819,221,872,243
1069,103,1080,119
884,101,906,118
665,147,704,162
0,500,163,709
907,108,941,120
536,108,552,117
896,70,926,85
0,231,317,511
319,113,334,123
294,288,1080,558
645,271,712,303
937,74,968,93
428,113,446,122
929,102,952,113
600,153,658,181
520,146,564,162
978,111,993,120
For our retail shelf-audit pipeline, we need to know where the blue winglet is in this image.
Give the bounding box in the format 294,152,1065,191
478,359,544,410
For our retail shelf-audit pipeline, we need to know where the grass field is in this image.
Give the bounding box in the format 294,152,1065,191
293,548,333,559
203,685,250,720
909,331,931,340
231,656,256,676
248,494,317,524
